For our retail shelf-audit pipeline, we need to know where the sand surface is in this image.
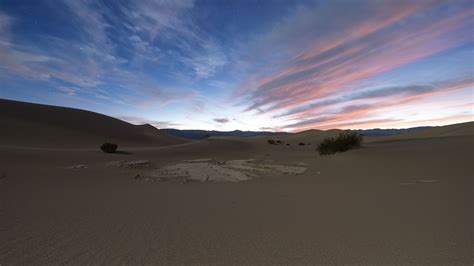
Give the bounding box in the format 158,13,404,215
0,100,472,264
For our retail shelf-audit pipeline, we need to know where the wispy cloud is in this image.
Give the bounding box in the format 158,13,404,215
277,77,474,120
56,86,80,96
282,77,473,131
240,3,472,113
181,41,227,78
117,115,180,129
120,0,195,41
232,0,473,130
0,1,208,108
214,118,230,124
1,1,472,131
136,87,196,107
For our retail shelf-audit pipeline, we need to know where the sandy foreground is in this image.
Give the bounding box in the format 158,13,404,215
1,133,472,264
0,101,473,264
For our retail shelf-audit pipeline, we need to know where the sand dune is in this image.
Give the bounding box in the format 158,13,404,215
207,128,343,149
276,129,343,145
0,99,189,147
366,121,474,142
253,121,474,145
0,101,472,264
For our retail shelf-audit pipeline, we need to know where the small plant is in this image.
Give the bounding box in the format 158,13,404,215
286,143,290,146
100,142,118,153
317,131,363,155
268,139,283,145
298,142,305,146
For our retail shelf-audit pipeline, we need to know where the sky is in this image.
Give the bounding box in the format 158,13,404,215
0,0,473,132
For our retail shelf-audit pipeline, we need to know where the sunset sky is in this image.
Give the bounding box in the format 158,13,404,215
1,0,473,131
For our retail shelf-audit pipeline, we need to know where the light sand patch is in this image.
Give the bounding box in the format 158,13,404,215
182,158,213,163
107,160,153,168
295,162,308,166
142,159,307,183
417,179,437,183
66,164,88,170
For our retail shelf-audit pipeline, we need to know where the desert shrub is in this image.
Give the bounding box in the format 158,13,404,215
316,131,363,155
100,142,118,153
286,143,290,146
298,142,305,146
268,139,283,145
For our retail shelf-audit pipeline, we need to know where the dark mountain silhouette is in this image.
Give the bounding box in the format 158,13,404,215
161,129,286,140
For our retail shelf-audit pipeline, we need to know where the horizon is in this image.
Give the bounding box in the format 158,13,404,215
1,0,473,132
3,97,471,133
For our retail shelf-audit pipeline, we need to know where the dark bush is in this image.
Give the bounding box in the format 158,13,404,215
317,131,363,155
267,139,276,145
100,142,118,153
286,143,290,146
268,139,284,145
298,142,305,146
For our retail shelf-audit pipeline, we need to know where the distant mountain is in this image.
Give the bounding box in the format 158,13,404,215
162,126,437,140
354,126,433,136
161,129,286,140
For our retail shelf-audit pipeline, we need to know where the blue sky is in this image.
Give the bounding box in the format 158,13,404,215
0,0,472,131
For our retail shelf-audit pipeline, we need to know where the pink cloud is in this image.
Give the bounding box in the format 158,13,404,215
283,77,473,131
237,2,473,117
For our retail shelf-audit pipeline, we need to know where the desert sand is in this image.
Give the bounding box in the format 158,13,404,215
0,99,473,264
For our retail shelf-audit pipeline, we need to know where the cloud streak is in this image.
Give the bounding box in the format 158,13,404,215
282,77,473,131
0,1,472,131
241,3,472,112
214,118,230,124
233,0,473,131
0,0,207,107
117,115,180,129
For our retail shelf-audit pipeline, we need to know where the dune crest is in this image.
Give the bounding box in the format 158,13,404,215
0,99,189,147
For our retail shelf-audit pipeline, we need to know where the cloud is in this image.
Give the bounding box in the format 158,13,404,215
0,1,202,108
281,77,473,131
276,77,474,120
213,118,230,123
136,87,196,107
192,100,206,112
56,86,80,96
115,0,227,78
180,41,227,78
259,126,285,132
1,1,472,131
236,1,473,115
0,12,13,36
117,115,180,129
119,0,195,41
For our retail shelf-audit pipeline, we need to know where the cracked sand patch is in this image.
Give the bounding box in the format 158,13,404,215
139,159,307,183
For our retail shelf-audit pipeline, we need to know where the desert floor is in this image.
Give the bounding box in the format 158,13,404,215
1,133,472,264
